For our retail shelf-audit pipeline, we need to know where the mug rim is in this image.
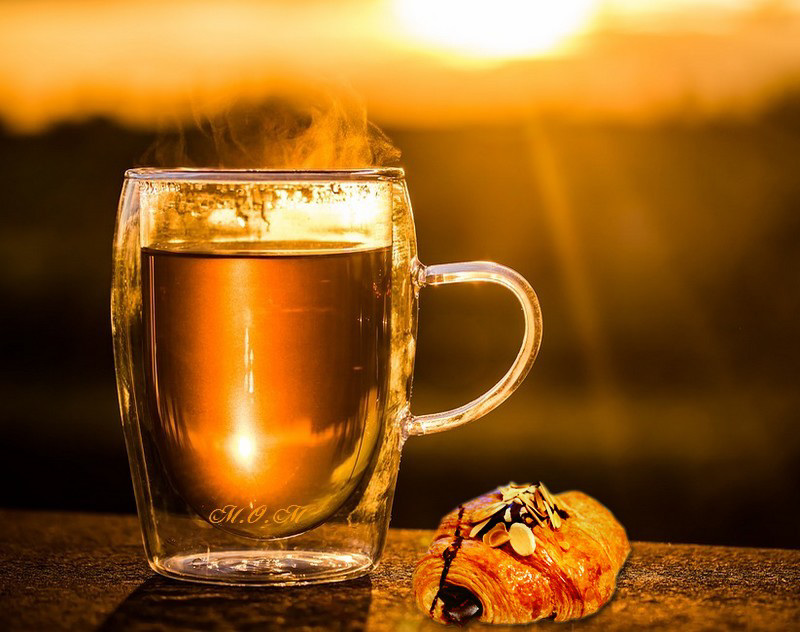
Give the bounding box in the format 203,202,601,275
125,167,405,182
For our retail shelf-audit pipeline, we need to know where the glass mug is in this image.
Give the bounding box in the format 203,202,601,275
112,168,541,585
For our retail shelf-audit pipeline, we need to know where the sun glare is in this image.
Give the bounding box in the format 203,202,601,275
393,0,597,61
229,433,257,469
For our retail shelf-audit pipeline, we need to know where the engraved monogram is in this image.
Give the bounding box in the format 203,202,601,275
208,503,310,527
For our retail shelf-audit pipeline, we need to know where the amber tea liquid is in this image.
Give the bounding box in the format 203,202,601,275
142,243,391,538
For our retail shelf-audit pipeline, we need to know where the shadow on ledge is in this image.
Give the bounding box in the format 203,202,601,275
100,574,372,631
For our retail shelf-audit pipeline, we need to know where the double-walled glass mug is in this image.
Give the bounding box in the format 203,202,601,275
112,168,542,585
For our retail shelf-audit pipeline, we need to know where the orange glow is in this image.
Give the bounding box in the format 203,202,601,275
1,1,800,131
393,0,597,61
228,432,257,470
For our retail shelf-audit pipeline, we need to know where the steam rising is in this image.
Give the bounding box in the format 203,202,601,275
145,88,400,169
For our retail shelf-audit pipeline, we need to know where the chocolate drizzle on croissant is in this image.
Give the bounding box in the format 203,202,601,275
430,505,466,616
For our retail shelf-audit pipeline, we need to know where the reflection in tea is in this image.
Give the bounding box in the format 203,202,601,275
142,243,391,538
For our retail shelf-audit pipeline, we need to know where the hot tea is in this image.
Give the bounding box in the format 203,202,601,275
142,242,391,538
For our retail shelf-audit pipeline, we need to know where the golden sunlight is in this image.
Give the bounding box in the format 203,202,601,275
393,0,597,60
229,432,257,470
1,0,799,131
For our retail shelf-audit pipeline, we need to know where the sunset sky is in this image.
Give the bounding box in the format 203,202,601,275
2,0,800,131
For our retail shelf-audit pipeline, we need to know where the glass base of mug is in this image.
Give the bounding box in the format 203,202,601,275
152,550,374,586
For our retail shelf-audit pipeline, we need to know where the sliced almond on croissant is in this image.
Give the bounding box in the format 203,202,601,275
509,522,536,556
482,523,510,547
469,519,490,538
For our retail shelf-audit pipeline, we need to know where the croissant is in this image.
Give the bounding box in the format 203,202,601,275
413,483,630,625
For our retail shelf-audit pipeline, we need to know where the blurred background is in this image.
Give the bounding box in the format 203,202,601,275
1,0,798,548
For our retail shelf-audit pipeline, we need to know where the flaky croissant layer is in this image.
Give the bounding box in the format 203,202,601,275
413,488,630,625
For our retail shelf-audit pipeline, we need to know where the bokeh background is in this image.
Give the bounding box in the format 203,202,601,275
1,0,798,548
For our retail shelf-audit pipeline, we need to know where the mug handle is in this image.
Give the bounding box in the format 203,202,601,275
404,261,542,436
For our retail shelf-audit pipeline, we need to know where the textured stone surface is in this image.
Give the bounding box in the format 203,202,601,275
0,509,798,631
